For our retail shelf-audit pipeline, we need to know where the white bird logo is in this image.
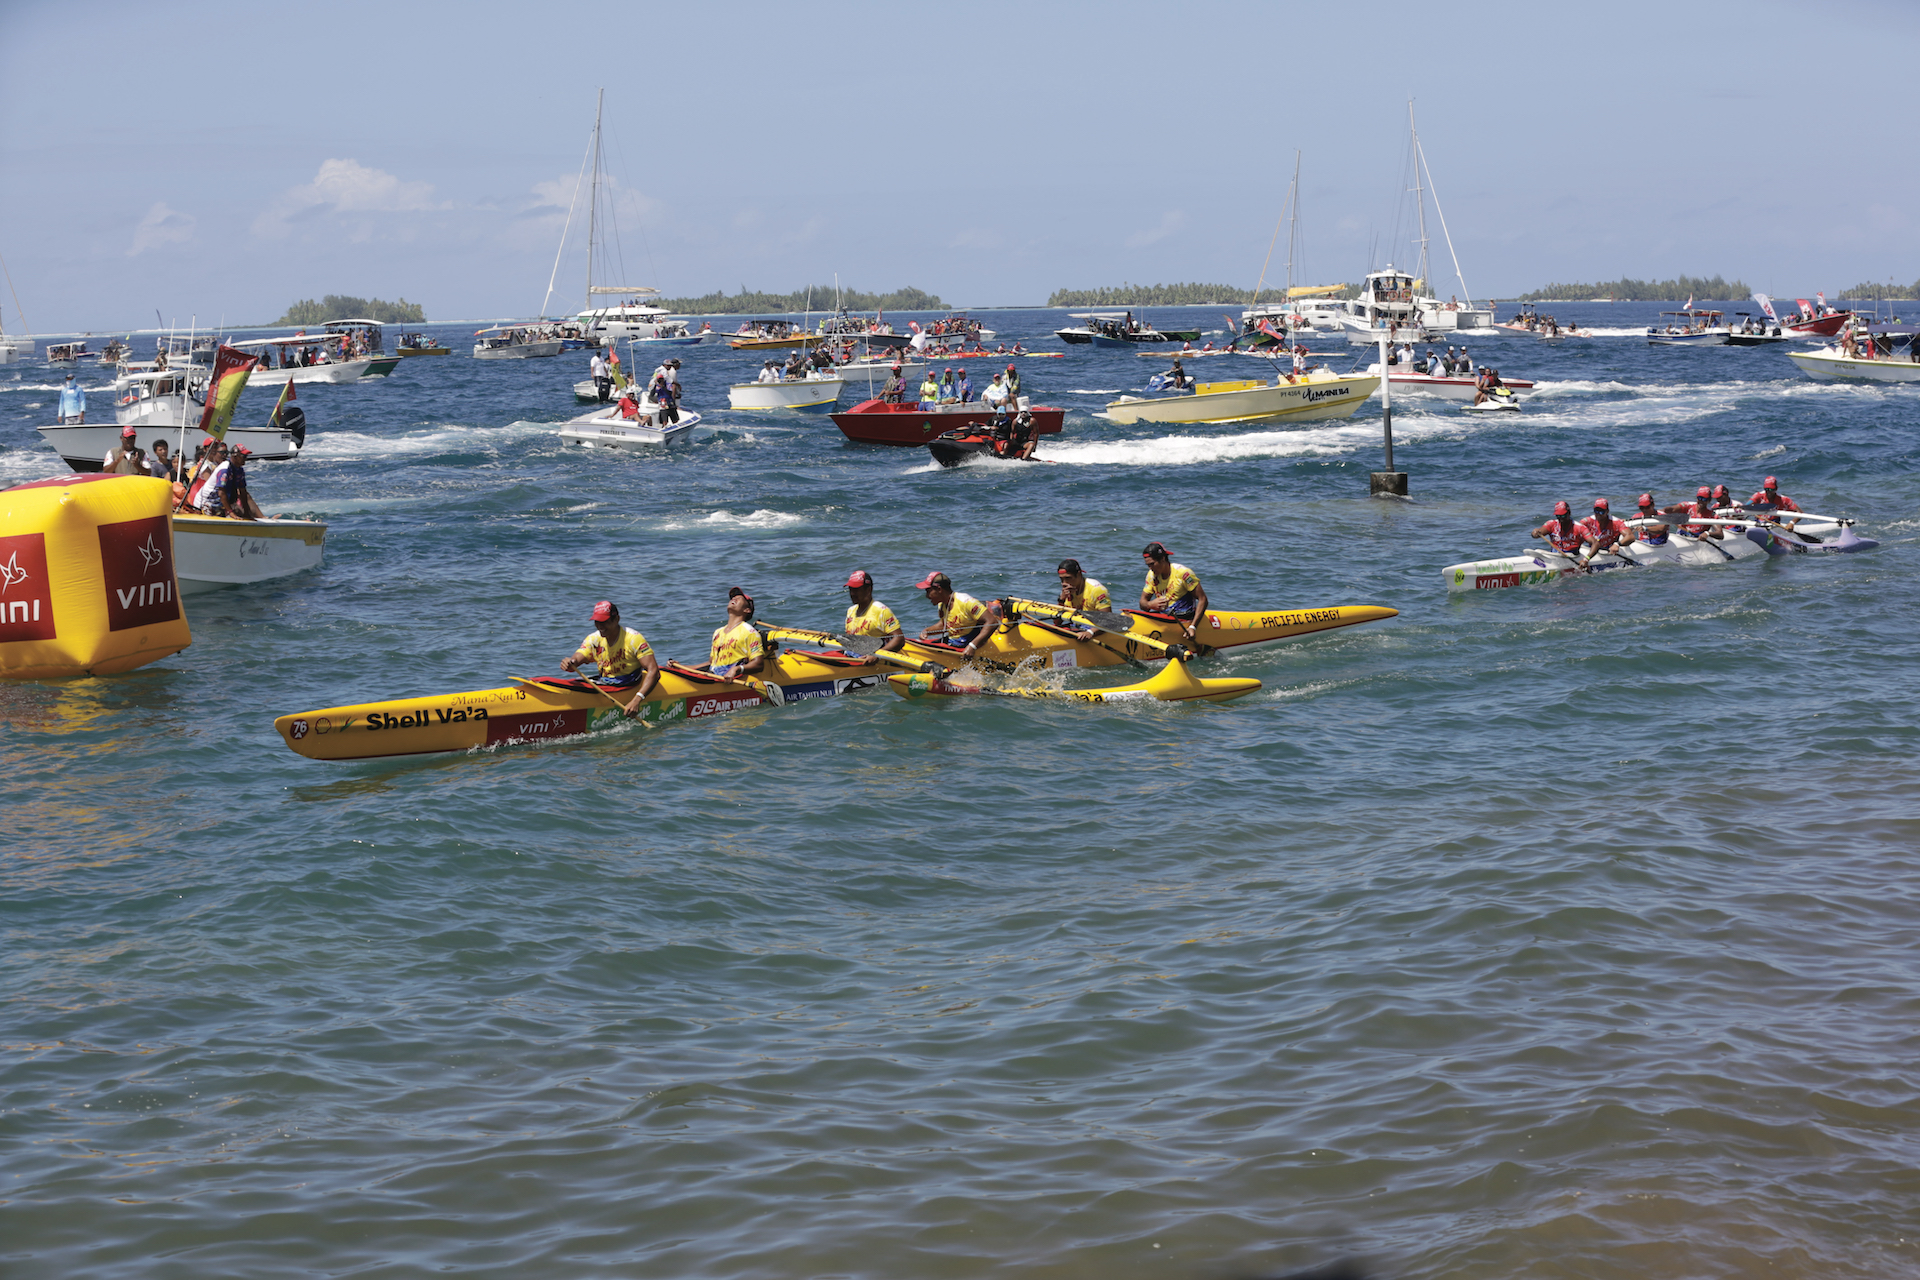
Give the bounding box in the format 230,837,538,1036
0,552,28,594
137,534,164,573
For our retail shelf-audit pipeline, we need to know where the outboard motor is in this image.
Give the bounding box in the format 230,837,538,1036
276,403,307,448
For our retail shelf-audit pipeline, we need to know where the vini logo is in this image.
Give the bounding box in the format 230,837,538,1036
0,534,57,642
98,515,180,632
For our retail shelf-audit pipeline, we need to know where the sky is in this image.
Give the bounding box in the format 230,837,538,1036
2,0,1917,333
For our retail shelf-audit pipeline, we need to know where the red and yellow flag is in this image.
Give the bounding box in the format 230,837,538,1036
198,345,260,440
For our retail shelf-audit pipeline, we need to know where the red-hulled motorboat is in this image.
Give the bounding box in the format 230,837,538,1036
829,398,1067,446
1784,310,1852,338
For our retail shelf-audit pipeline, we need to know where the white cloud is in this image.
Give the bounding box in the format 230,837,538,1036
128,202,194,256
1126,210,1186,250
254,159,444,237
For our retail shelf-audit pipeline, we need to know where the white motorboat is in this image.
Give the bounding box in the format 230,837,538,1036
1364,363,1535,401
229,333,402,383
557,402,697,449
1788,327,1920,382
1647,310,1731,346
171,513,326,594
831,357,927,394
1104,368,1380,426
728,373,846,412
40,381,305,468
474,324,565,359
1341,267,1435,345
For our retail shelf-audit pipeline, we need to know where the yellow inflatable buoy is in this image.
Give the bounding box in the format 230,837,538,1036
0,474,192,679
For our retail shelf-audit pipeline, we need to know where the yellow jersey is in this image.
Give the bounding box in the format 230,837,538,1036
844,601,902,637
940,591,990,638
1143,563,1200,606
573,626,654,679
1064,578,1112,611
710,620,764,671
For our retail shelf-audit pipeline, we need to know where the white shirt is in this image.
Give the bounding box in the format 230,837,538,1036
590,354,607,378
757,366,778,383
981,380,1008,407
195,462,229,512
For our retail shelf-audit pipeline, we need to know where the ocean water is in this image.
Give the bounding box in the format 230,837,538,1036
3,306,1917,1279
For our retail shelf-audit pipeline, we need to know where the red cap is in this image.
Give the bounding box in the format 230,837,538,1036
914,571,950,590
1006,363,1015,371
1593,498,1610,510
591,600,615,622
1764,476,1778,488
232,446,252,457
845,570,873,589
120,426,137,438
1553,501,1570,516
1637,493,1655,507
1697,486,1712,498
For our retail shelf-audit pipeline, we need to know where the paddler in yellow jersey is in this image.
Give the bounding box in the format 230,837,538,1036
844,570,905,652
696,587,767,680
1139,541,1208,642
1056,558,1112,611
914,571,995,659
561,599,661,716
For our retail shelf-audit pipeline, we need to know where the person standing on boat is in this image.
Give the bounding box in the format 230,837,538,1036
1004,363,1021,400
1056,559,1112,612
590,351,612,403
880,366,906,404
147,438,177,482
956,367,972,403
939,368,956,402
757,360,779,384
563,600,660,714
914,572,994,655
1139,542,1209,641
918,372,941,409
58,372,86,424
102,426,147,474
698,588,765,680
844,570,905,653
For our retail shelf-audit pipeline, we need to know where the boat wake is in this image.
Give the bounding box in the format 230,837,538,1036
1040,413,1493,467
655,509,804,531
305,421,558,462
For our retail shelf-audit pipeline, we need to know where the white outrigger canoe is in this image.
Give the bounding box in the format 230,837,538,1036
1443,513,1868,591
556,402,698,449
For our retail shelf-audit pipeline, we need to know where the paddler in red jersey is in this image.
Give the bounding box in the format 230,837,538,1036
843,570,905,653
562,600,661,715
1631,494,1670,546
1660,487,1724,540
1140,542,1208,641
697,588,767,680
1577,497,1633,555
1530,502,1587,554
1750,476,1802,518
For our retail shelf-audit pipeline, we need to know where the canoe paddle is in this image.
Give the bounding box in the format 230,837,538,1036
510,674,656,725
758,623,941,674
1003,598,1199,661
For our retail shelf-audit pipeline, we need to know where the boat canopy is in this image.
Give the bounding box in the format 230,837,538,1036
589,286,659,296
230,335,339,348
323,319,384,328
1858,323,1920,335
1068,312,1135,320
1659,310,1724,320
1287,284,1348,298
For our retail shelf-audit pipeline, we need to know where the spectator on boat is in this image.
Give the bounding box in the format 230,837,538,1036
918,373,940,408
220,446,264,520
189,442,230,514
591,351,612,402
58,373,86,423
103,426,146,474
954,368,971,403
981,373,1010,410
1164,359,1190,391
757,361,779,384
880,366,906,404
148,439,177,482
1004,364,1021,400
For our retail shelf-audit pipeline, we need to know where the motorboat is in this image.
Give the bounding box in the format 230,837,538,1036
46,340,99,363
1238,295,1350,345
1055,311,1201,346
230,333,403,382
829,356,928,396
1340,267,1435,344
727,372,846,412
1103,368,1380,426
817,308,909,349
829,397,1065,446
38,363,306,469
1783,295,1852,337
556,400,697,449
474,323,565,359
1788,325,1920,382
172,513,327,593
926,414,1050,467
915,313,996,345
396,332,451,356
1647,310,1730,346
1365,362,1535,400
728,319,819,351
1724,312,1789,346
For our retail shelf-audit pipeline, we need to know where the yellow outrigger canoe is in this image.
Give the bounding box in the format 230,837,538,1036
888,657,1258,704
894,599,1397,671
274,646,895,762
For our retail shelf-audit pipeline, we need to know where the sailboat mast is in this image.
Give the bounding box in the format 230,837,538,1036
585,88,603,316
1284,150,1301,322
1409,101,1430,297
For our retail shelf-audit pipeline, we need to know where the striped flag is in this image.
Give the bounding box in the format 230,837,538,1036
271,376,296,425
198,344,260,440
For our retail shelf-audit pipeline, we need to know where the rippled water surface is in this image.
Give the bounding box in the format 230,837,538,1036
4,306,1918,1278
